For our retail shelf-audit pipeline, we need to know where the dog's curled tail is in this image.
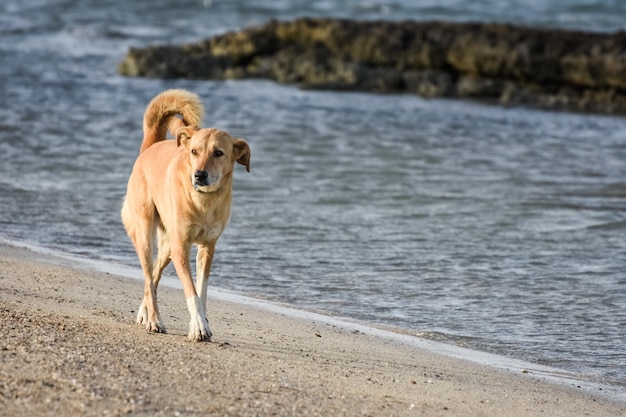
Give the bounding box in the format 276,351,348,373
140,89,205,154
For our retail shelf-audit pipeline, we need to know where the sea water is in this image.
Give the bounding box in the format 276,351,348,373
1,0,625,394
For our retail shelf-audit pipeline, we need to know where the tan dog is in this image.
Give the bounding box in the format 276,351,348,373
121,89,250,341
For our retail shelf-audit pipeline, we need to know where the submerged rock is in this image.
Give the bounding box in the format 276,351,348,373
118,18,626,115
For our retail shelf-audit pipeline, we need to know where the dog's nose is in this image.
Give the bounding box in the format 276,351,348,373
194,170,208,183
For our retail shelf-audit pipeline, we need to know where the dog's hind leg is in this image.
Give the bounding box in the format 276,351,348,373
152,225,171,289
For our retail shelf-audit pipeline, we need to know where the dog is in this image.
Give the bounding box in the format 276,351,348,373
121,89,250,341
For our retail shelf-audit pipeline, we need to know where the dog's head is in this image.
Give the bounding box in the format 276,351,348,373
174,124,250,193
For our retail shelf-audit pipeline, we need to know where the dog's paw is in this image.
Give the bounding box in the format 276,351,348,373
186,295,212,342
188,317,212,342
138,314,166,333
136,301,166,333
147,321,167,334
136,301,148,325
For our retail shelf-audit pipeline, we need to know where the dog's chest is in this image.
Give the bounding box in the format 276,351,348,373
186,193,232,244
203,223,224,240
189,218,227,244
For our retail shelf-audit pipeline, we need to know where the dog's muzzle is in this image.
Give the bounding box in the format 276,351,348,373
194,170,209,188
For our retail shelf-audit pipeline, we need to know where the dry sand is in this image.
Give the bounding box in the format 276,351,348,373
0,242,623,417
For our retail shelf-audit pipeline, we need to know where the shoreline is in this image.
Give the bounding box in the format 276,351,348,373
5,237,625,397
1,241,624,416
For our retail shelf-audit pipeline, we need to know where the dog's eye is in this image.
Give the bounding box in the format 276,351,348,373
213,150,224,157
191,149,198,156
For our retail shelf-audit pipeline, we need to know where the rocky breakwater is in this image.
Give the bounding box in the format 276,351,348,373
118,18,626,114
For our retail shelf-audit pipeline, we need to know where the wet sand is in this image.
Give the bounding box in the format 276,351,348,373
1,243,623,416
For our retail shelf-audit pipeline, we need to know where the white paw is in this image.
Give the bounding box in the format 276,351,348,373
187,296,212,342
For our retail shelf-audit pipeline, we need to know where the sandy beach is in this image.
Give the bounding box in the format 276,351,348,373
0,242,623,417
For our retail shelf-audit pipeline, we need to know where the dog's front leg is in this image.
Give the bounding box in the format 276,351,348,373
171,242,212,341
196,243,216,313
137,277,165,333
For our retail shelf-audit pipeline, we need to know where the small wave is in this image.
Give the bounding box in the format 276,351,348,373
587,219,626,230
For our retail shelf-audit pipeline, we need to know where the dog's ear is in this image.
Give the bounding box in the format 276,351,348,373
176,126,197,147
232,138,251,172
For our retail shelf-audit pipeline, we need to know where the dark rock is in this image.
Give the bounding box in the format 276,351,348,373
456,75,504,98
118,18,626,115
403,70,454,98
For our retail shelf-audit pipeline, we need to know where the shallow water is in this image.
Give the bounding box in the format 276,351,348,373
1,0,625,393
